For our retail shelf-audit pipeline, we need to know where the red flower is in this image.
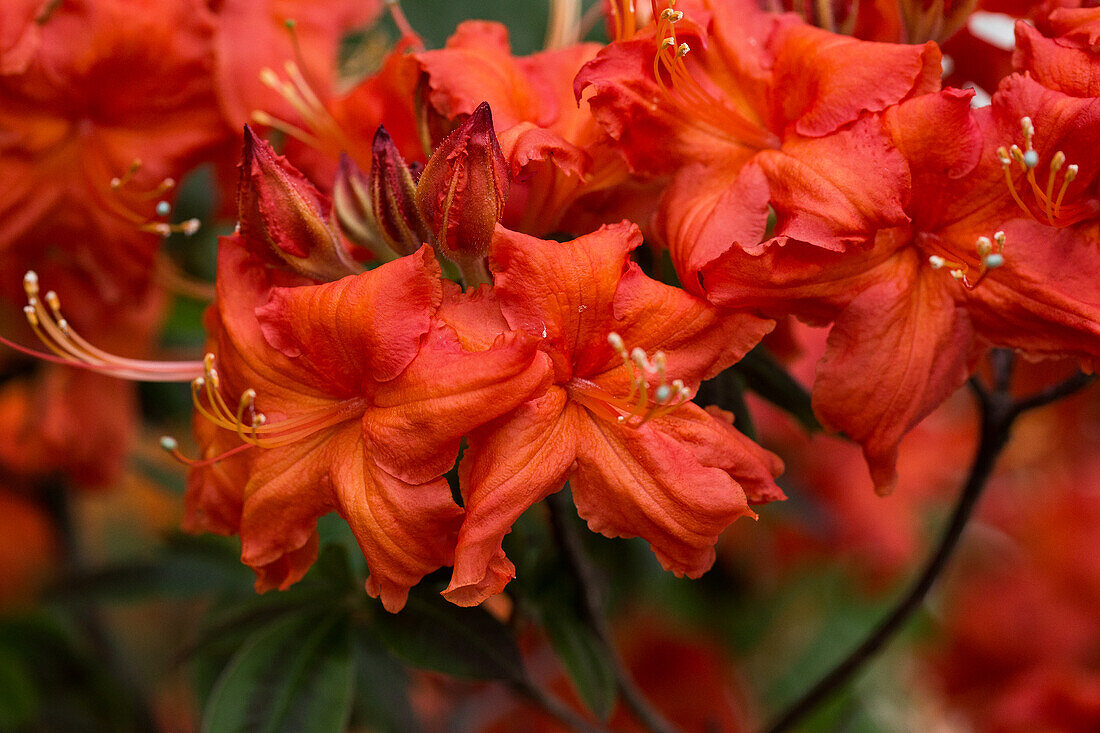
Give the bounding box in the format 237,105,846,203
576,0,940,284
443,222,783,606
699,76,1100,492
184,235,548,611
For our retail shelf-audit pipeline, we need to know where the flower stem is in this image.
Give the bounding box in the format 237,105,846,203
763,354,1095,732
546,491,681,733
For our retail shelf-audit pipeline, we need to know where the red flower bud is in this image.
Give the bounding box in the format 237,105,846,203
415,102,510,264
332,127,430,261
238,126,359,281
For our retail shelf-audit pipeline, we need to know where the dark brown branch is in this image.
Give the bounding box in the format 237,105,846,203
764,356,1096,732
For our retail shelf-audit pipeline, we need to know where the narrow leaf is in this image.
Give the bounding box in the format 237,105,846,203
202,612,355,733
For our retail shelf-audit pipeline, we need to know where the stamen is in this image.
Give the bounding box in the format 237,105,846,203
104,159,197,237
570,332,691,428
187,352,368,449
252,61,359,160
159,434,255,467
997,118,1088,227
649,1,779,151
2,272,204,381
927,230,1008,290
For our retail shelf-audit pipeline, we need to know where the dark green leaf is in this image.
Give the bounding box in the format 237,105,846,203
542,612,617,720
202,612,355,733
350,628,418,733
374,591,524,681
732,346,821,432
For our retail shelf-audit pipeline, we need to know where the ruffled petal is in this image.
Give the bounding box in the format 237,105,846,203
570,408,759,578
365,324,551,485
255,246,441,395
331,430,464,613
813,250,972,495
444,388,576,606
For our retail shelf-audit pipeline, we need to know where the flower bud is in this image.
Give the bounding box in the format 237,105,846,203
332,127,430,261
415,102,510,263
238,126,359,281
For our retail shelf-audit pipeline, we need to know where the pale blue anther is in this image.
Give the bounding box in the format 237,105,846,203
156,200,171,217
1023,150,1039,168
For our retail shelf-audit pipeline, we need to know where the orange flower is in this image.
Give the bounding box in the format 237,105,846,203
576,0,940,283
184,235,549,611
443,222,783,606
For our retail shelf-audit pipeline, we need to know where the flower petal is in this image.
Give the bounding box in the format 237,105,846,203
331,431,464,613
444,388,576,606
570,409,758,578
813,250,972,495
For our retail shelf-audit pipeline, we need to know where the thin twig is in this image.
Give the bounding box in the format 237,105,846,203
546,491,681,733
1011,371,1095,417
763,355,1096,732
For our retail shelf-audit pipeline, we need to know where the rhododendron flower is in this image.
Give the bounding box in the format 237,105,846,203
699,77,1100,492
0,0,225,307
443,221,784,606
183,235,549,611
576,0,940,281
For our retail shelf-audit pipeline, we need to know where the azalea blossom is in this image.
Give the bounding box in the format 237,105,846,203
443,221,784,606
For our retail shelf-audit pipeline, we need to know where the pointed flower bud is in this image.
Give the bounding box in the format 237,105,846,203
332,128,430,261
238,126,360,281
415,102,510,264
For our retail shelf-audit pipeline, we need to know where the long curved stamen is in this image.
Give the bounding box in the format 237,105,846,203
253,55,360,160
928,231,1006,290
4,272,204,381
106,158,201,237
159,435,255,467
996,117,1088,228
569,332,691,429
187,353,368,451
650,3,779,151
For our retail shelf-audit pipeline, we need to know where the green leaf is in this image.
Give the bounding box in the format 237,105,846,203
0,651,38,729
732,346,822,432
350,628,418,733
202,612,355,733
542,612,617,720
374,591,524,681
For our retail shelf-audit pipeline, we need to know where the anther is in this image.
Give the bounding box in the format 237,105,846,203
156,201,171,217
928,255,946,269
677,42,690,56
160,436,179,452
976,237,992,257
1023,149,1039,169
983,253,1005,269
23,271,38,298
1065,164,1078,182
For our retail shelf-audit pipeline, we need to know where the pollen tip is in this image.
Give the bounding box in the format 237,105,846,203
182,218,201,236
159,436,179,452
983,253,1005,269
156,201,171,217
1023,150,1039,169
928,255,946,269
